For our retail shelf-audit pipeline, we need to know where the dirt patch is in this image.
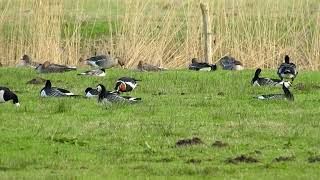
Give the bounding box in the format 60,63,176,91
217,92,225,96
273,156,295,162
27,77,46,84
186,159,201,164
156,158,173,163
176,137,203,147
226,155,259,164
48,137,87,146
308,156,320,163
212,140,228,147
180,92,186,95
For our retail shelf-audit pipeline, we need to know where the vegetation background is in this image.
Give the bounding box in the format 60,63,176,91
0,0,319,69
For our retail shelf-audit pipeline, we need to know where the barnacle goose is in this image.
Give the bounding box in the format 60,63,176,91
277,55,298,81
85,87,99,98
96,84,141,104
257,81,294,101
0,87,20,107
218,56,244,70
188,58,217,71
40,80,76,97
252,68,285,87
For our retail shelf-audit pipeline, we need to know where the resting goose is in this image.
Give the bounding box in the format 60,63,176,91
16,54,40,68
218,56,244,70
40,80,75,97
252,68,285,87
188,58,217,71
78,68,106,77
85,53,124,68
96,84,141,104
35,61,77,73
277,55,298,81
85,87,99,98
0,87,20,107
115,77,140,93
137,61,166,72
257,82,294,101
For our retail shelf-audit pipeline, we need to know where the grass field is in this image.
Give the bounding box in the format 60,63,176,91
0,67,320,178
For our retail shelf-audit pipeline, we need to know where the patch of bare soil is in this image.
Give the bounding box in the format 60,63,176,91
273,156,295,162
217,92,225,96
186,159,201,164
308,156,320,163
176,137,203,147
27,77,46,84
212,140,228,147
226,155,259,164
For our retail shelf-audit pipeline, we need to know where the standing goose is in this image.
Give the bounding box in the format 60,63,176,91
277,55,298,81
40,80,75,97
84,87,99,98
78,68,106,77
35,61,77,73
252,68,285,87
218,56,244,70
257,82,294,101
188,58,217,71
96,84,141,104
0,87,20,107
85,53,124,68
115,77,140,93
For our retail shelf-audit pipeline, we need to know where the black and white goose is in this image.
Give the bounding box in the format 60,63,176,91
115,77,140,93
85,87,99,98
252,68,285,87
277,55,298,81
219,56,244,70
78,68,106,77
40,80,75,97
0,87,20,107
257,82,294,101
96,84,141,104
188,58,217,71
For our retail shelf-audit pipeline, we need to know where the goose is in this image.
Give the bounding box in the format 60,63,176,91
115,77,140,93
277,55,298,81
252,68,285,87
35,61,77,73
85,53,124,68
78,68,106,77
219,56,244,70
257,82,294,101
0,87,20,107
85,87,99,98
96,84,141,104
16,54,40,68
40,80,76,97
137,61,166,72
188,58,217,71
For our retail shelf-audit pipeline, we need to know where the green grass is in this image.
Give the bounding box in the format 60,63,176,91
0,67,320,179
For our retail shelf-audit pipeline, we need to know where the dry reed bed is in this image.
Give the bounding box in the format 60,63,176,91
0,0,319,70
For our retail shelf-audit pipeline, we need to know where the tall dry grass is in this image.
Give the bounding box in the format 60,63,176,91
0,0,319,70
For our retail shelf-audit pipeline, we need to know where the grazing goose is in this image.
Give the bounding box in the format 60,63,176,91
40,80,75,97
78,68,106,77
218,56,244,70
16,54,40,68
188,58,217,71
85,87,99,98
96,84,141,104
35,61,77,73
85,54,124,68
277,55,298,81
252,68,285,87
115,77,140,93
137,61,166,72
257,82,294,101
0,87,20,107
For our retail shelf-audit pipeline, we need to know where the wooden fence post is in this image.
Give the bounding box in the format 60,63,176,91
200,3,212,64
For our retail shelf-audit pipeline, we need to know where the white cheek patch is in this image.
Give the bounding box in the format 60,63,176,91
0,90,5,102
40,90,47,97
